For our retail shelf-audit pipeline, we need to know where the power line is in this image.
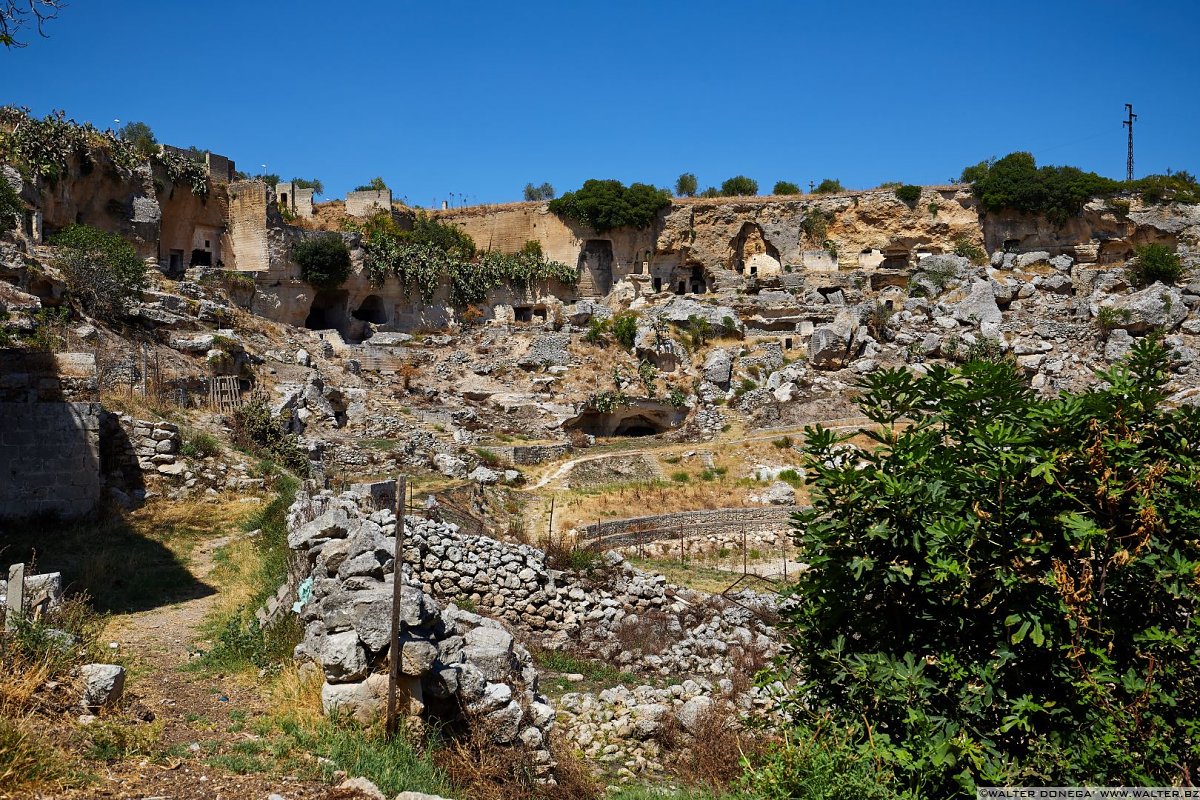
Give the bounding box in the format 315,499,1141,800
1123,103,1137,183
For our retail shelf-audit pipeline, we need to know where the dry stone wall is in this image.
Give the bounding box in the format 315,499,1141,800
0,351,101,520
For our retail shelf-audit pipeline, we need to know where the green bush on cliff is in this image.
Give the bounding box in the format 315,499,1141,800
50,223,146,319
293,233,351,289
548,179,671,232
963,152,1121,224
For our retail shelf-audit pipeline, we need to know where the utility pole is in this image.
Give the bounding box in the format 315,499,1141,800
1124,103,1137,183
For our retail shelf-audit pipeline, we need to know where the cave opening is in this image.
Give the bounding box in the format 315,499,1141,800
305,289,350,333
352,294,388,324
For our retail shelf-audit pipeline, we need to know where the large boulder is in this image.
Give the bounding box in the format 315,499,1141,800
654,296,743,334
1099,282,1187,334
952,280,1003,326
807,312,857,369
702,349,734,388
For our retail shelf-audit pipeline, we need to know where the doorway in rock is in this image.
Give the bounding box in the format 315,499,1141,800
578,240,614,296
305,289,350,334
352,294,388,325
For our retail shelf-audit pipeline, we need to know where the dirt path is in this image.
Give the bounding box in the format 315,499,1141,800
62,534,360,800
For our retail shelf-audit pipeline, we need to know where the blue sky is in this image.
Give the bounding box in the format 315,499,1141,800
4,0,1198,207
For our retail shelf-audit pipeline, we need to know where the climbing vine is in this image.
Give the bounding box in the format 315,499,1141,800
363,231,578,307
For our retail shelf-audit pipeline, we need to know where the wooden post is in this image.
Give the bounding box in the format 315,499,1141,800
386,475,408,737
547,495,555,547
742,526,748,575
5,563,24,632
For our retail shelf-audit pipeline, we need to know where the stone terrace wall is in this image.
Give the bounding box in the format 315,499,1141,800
0,351,101,520
581,506,795,547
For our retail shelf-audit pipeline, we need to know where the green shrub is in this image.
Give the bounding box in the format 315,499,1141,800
952,235,988,265
1131,171,1200,205
784,339,1200,795
354,176,388,192
406,212,476,259
50,224,146,319
773,181,801,196
671,471,690,483
612,311,639,350
293,233,351,289
549,179,672,232
742,727,905,800
180,430,221,459
229,397,310,478
777,468,803,486
519,239,543,257
721,175,759,196
965,151,1121,225
1095,305,1132,338
675,172,698,197
813,178,844,194
1127,242,1183,287
894,184,921,205
800,209,834,243
700,187,721,199
772,436,793,449
289,177,324,196
584,316,611,344
0,172,24,231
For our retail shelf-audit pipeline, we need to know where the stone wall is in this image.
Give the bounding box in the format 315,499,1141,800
581,506,795,546
477,442,573,466
0,351,102,520
346,189,392,218
226,181,273,273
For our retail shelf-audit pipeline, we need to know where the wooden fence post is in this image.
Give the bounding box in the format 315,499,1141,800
386,475,408,737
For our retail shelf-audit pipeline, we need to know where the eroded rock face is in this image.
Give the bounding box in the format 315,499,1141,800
1099,282,1187,334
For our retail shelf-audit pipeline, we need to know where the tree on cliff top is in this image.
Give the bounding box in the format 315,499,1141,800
773,180,801,196
117,121,157,158
523,182,556,201
548,179,671,232
720,175,758,197
965,151,1121,225
813,178,844,194
675,173,697,197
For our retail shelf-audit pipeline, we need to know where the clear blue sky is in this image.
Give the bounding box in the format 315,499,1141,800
4,0,1198,207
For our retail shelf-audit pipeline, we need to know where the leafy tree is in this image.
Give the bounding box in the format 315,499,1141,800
1127,242,1183,287
700,187,721,199
289,177,324,196
773,181,801,196
720,175,758,197
523,182,556,201
965,151,1121,225
292,233,351,289
354,176,388,192
548,179,671,232
117,121,157,157
675,172,698,197
895,184,922,205
50,224,146,319
783,339,1200,795
959,158,994,184
813,178,844,194
1,0,63,47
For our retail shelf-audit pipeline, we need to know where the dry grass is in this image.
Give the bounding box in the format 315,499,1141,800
435,715,601,800
268,664,326,730
657,701,766,793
